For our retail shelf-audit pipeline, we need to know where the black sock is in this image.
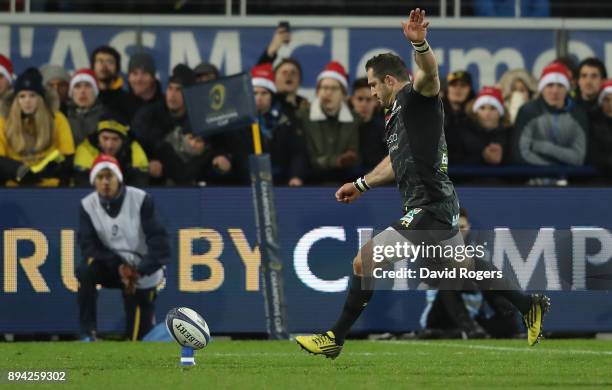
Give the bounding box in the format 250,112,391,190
331,274,374,345
471,258,532,315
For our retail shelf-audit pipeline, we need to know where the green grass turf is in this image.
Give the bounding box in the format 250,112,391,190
1,339,612,389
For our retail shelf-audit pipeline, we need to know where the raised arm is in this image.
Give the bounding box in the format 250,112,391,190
401,8,440,97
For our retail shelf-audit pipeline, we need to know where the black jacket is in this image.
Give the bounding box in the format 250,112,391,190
78,187,171,275
588,109,612,176
455,120,513,165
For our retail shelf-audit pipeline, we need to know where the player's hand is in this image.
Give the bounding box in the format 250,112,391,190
401,8,429,43
267,27,291,57
119,264,139,295
335,182,362,204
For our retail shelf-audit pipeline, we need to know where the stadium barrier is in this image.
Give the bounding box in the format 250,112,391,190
1,186,611,335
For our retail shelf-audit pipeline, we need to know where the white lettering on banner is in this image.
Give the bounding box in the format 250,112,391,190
331,28,349,69
293,226,349,293
493,228,561,290
571,228,612,290
449,48,524,87
110,30,156,74
533,40,596,80
210,31,241,76
19,27,34,58
170,31,202,72
0,26,9,57
49,30,90,70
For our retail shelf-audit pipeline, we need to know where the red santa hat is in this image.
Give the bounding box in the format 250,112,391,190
0,54,14,85
90,154,123,185
70,68,99,97
538,62,571,92
473,86,505,116
317,61,348,91
251,63,276,93
598,79,612,106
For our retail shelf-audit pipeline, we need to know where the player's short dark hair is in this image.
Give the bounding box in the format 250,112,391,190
578,57,608,79
365,53,410,82
352,77,369,94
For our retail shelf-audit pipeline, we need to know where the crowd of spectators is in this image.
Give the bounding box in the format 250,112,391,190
0,25,611,188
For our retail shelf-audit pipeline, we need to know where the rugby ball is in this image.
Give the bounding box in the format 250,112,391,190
165,307,211,350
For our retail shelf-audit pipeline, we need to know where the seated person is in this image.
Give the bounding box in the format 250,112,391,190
443,70,476,163
40,64,71,114
514,62,588,166
588,80,612,178
132,64,232,185
231,63,307,186
299,61,359,184
456,86,512,165
351,77,386,171
74,113,149,187
65,69,105,146
0,68,74,186
77,154,170,341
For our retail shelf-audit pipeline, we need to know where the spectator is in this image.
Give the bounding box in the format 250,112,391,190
576,57,607,114
65,69,105,146
258,27,309,111
0,68,74,186
514,62,588,166
0,54,14,101
74,113,149,187
133,64,232,185
90,45,132,121
126,52,164,116
457,87,512,165
443,70,476,163
232,63,307,185
77,154,170,341
193,62,220,83
299,61,359,183
350,77,386,171
498,68,537,124
588,80,612,178
39,64,71,114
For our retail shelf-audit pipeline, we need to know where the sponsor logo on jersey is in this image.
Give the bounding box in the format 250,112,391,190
399,207,422,227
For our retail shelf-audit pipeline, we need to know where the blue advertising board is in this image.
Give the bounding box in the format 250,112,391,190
2,23,612,95
1,186,612,335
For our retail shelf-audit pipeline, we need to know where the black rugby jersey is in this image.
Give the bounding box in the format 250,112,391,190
385,82,458,224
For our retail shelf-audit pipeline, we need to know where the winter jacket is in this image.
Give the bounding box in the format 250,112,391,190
97,77,133,122
299,99,359,174
358,111,387,171
513,96,588,166
588,109,612,176
0,89,75,186
455,120,513,165
74,132,149,187
65,99,106,146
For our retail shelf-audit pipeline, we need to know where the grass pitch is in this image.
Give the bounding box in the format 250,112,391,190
1,339,612,389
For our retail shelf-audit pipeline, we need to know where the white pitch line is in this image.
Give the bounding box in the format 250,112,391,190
382,340,612,356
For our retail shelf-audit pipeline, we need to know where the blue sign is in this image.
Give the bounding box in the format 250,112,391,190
3,24,612,94
1,187,612,335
